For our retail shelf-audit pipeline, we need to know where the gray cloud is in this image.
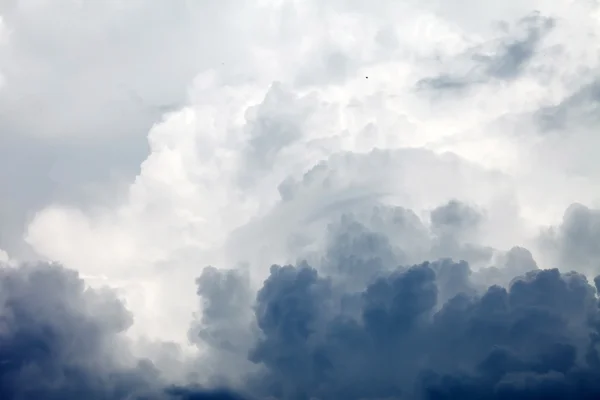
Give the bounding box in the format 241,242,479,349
2,2,600,399
482,12,555,80
3,200,600,399
417,12,555,92
0,261,250,399
537,80,600,132
539,203,600,276
244,261,599,399
190,266,255,352
188,266,258,386
240,83,317,185
475,246,539,289
195,201,597,399
191,200,599,399
0,261,155,398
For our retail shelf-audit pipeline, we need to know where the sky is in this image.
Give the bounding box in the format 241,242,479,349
1,0,600,399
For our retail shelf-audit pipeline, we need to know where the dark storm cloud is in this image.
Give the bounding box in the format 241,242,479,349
0,261,249,400
244,261,600,400
421,268,600,400
217,201,598,399
4,200,600,400
417,12,555,92
165,387,250,400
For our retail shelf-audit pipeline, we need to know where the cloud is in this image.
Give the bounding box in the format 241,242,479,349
4,198,600,399
0,260,153,398
3,1,600,399
187,200,593,398
417,12,555,91
537,80,600,132
0,0,255,253
15,0,600,277
421,270,600,400
0,249,9,264
181,197,600,399
539,203,600,276
187,266,258,385
0,260,252,399
240,259,600,399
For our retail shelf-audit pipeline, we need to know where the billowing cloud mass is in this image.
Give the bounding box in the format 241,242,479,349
0,261,248,399
2,0,600,399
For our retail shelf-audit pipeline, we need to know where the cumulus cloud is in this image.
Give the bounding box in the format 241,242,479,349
539,203,600,276
0,261,250,399
3,0,600,399
3,202,600,399
20,0,600,280
236,254,600,399
187,265,258,385
0,0,254,253
179,200,599,399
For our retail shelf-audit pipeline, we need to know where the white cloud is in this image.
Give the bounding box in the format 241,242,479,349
2,0,600,364
0,0,260,251
0,15,7,89
0,248,8,263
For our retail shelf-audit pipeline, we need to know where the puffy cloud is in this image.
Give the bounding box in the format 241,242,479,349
3,1,600,399
20,0,600,286
19,0,600,266
539,203,600,276
175,194,600,399
421,269,600,400
10,2,599,268
0,261,253,399
184,200,598,399
187,266,258,385
5,200,600,399
0,0,255,254
241,261,600,399
0,264,144,398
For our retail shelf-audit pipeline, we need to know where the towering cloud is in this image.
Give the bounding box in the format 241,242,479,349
3,203,600,399
185,201,600,399
3,1,600,399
